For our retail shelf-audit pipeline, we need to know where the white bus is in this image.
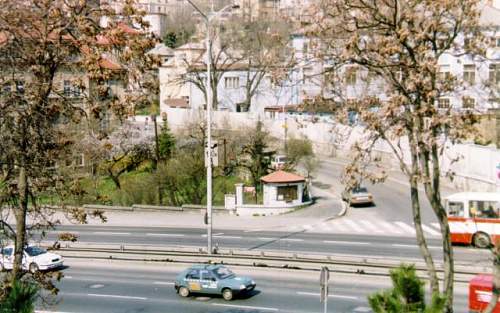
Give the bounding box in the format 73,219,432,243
445,192,500,248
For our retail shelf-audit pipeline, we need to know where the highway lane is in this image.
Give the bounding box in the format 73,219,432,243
37,259,471,313
40,225,492,266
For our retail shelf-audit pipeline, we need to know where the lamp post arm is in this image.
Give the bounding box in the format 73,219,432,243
185,0,208,21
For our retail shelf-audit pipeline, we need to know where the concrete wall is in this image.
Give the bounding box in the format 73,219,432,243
162,108,500,192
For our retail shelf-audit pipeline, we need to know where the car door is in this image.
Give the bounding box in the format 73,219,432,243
184,269,203,293
200,270,218,294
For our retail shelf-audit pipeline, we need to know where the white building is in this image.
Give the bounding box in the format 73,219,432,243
105,0,172,37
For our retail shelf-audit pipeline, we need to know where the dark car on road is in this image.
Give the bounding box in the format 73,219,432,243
174,264,256,301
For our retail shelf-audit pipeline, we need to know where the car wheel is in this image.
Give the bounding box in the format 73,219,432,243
178,286,190,298
222,288,233,301
473,232,491,249
29,263,39,274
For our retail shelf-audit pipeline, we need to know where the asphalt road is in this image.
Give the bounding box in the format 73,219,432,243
36,259,471,313
42,225,492,266
316,159,456,224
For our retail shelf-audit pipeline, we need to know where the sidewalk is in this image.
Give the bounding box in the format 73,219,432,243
53,209,336,232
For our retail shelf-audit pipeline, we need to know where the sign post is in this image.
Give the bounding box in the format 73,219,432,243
320,266,330,313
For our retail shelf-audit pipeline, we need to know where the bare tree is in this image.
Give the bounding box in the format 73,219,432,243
312,0,486,311
0,0,157,292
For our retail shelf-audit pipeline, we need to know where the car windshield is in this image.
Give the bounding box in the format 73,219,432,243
213,266,235,279
353,187,368,193
25,246,46,257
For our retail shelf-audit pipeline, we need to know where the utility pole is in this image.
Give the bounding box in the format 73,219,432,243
151,114,162,205
185,0,239,254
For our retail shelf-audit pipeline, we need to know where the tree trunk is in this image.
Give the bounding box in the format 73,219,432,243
409,175,440,294
484,245,500,313
408,135,440,295
419,139,454,312
12,166,28,280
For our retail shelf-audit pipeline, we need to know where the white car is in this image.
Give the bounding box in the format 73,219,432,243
271,155,287,170
0,245,63,273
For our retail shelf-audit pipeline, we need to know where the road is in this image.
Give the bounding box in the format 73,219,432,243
36,259,471,313
314,159,456,225
44,225,492,266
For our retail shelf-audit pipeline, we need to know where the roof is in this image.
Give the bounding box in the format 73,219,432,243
148,43,174,56
264,105,299,112
261,171,305,183
445,192,500,202
177,42,205,51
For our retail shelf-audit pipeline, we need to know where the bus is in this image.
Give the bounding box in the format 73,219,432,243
445,192,500,248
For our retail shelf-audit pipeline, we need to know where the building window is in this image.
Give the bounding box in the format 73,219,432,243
277,185,298,202
462,96,475,109
345,67,357,85
224,77,239,89
463,64,475,84
73,154,84,167
439,64,451,81
489,63,500,85
15,80,24,94
63,80,71,96
438,98,450,109
2,83,11,94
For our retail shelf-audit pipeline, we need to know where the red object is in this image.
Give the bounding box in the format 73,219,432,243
469,274,500,312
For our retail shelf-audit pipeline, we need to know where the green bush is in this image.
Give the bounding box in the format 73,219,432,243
368,264,445,313
0,280,38,313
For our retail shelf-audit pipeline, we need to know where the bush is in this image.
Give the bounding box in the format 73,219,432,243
0,280,38,313
368,264,445,313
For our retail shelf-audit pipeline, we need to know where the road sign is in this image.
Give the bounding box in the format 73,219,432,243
320,266,329,312
204,140,218,167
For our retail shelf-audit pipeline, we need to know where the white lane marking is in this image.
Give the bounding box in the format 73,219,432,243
359,220,383,233
378,221,403,234
36,311,75,313
392,244,441,250
431,222,440,229
329,220,350,232
302,224,314,230
323,240,369,245
354,307,372,312
296,291,358,300
394,222,416,234
93,232,130,235
146,233,185,237
280,238,304,242
258,237,276,241
214,235,242,239
153,281,174,285
343,219,364,233
212,303,279,311
87,293,147,300
202,233,224,237
64,276,73,279
422,225,441,236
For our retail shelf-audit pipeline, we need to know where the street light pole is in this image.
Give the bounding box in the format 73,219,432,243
185,0,237,254
205,17,213,254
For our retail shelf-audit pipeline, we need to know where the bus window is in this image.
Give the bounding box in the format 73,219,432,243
469,200,500,219
448,201,464,217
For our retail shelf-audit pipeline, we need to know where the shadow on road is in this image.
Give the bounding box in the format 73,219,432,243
248,229,307,251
